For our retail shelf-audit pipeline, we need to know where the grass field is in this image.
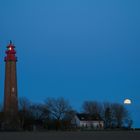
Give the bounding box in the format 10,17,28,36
0,131,140,140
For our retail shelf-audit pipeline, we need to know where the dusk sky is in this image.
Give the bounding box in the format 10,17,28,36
0,0,140,127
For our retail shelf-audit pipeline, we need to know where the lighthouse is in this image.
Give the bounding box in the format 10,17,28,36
4,41,18,117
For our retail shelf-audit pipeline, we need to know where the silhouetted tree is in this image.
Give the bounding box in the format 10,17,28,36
103,102,113,128
111,103,129,128
62,109,76,130
126,119,133,129
45,97,72,121
82,101,130,129
30,103,50,129
82,101,103,116
44,97,74,130
18,97,33,130
104,107,112,128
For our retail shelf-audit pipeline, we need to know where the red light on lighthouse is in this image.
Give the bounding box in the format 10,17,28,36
4,41,17,62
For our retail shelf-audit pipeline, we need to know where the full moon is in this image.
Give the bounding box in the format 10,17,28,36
124,99,132,104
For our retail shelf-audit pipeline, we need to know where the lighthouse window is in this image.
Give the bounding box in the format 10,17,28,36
12,87,15,92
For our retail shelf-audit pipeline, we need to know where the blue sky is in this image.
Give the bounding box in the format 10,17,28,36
0,0,140,127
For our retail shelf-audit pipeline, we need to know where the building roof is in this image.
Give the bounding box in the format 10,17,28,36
76,113,103,121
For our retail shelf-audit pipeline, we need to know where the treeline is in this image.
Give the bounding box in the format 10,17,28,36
0,97,132,131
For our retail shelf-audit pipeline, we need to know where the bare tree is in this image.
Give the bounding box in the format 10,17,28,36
44,97,72,121
111,103,128,128
44,97,74,130
82,101,103,116
103,102,130,128
103,102,113,128
19,97,31,111
18,97,33,130
30,103,50,122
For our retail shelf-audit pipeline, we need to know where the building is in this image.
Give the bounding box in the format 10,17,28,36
72,113,104,129
3,41,18,125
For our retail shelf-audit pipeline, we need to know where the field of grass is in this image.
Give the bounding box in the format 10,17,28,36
0,131,140,140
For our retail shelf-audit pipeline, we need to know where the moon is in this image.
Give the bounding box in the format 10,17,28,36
124,99,132,104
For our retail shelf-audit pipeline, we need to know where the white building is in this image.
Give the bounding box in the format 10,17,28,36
72,113,104,129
